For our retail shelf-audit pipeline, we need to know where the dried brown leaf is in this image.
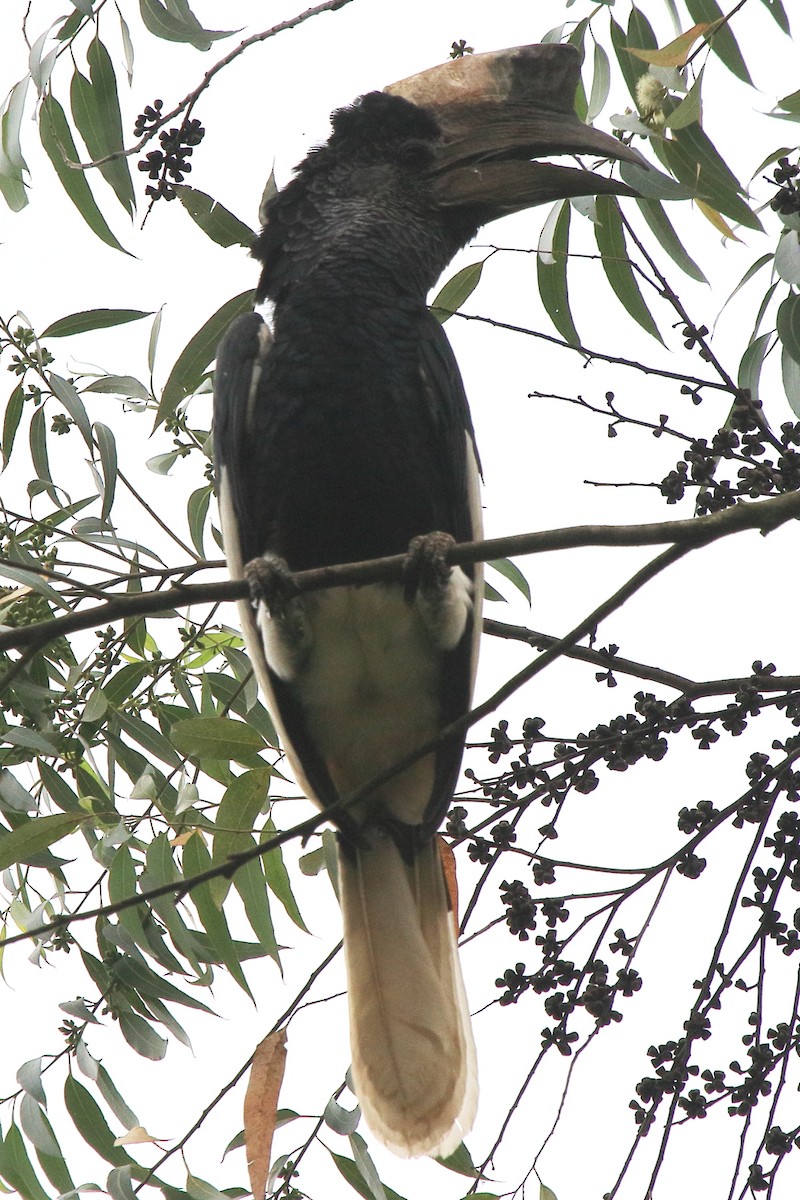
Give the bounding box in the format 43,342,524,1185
437,836,460,937
244,1029,288,1200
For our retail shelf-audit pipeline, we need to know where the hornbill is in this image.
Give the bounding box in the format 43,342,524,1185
214,44,644,1158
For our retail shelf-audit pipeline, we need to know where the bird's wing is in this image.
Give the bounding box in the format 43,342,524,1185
214,312,342,812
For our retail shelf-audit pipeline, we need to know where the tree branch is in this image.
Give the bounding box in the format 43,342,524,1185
2,489,798,658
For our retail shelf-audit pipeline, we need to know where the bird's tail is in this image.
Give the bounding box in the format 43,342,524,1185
339,833,477,1158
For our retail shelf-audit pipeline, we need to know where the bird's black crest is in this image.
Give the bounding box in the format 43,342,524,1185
251,92,441,295
328,91,441,150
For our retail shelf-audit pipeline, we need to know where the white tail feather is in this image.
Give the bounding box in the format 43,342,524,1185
340,835,477,1157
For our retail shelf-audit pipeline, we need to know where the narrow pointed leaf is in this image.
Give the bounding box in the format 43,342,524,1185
174,186,255,248
49,373,92,445
431,261,484,322
94,422,118,519
777,294,800,365
659,124,762,231
587,42,610,121
171,716,265,762
157,290,254,425
487,558,531,604
138,0,235,50
0,1123,51,1200
234,851,279,961
262,817,308,931
685,0,752,83
0,813,83,872
87,39,136,214
635,199,707,281
738,332,771,405
595,196,663,342
182,832,252,996
783,344,800,417
43,309,151,337
64,1077,133,1166
2,382,25,467
39,95,127,253
537,201,579,347
211,768,270,902
119,1011,168,1060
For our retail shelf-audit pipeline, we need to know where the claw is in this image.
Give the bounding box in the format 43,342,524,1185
245,553,300,619
403,531,455,603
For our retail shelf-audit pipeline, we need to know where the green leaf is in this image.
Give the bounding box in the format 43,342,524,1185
211,768,270,901
115,955,213,1012
17,1059,46,1105
435,1141,478,1177
171,716,266,762
49,372,92,445
0,1123,51,1200
658,125,762,232
116,710,182,769
84,374,151,400
430,261,484,322
1,381,24,467
487,558,531,604
182,832,252,996
262,816,308,931
174,186,255,248
43,309,151,337
540,1186,559,1200
777,293,800,365
187,484,212,556
35,1114,75,1196
783,343,800,417
0,813,82,872
684,0,753,84
157,290,254,426
70,63,134,219
94,421,118,520
758,0,790,32
635,199,707,282
38,761,82,813
324,1097,361,1135
594,196,663,342
610,11,655,103
108,1165,137,1200
39,95,128,253
29,405,58,503
537,201,579,347
663,67,703,131
233,850,279,962
349,1133,387,1200
87,38,136,214
737,332,771,405
619,161,694,202
20,1093,60,1157
587,41,610,121
64,1076,133,1166
96,1066,138,1131
138,0,235,50
119,1010,168,1060
329,1152,407,1200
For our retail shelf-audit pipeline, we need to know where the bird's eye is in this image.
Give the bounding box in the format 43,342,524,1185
397,140,431,168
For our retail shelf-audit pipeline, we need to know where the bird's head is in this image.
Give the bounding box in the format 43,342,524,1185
253,44,646,304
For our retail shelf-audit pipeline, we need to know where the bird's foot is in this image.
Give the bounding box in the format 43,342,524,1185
403,532,471,651
403,531,454,603
245,554,299,619
245,554,311,679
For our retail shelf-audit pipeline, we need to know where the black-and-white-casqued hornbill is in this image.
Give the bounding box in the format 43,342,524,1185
214,44,645,1159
